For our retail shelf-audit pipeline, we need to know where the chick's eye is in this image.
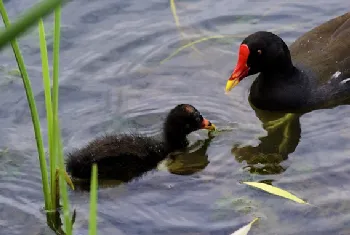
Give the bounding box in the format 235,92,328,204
257,50,262,55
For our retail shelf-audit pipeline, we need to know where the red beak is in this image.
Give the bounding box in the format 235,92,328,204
225,44,250,93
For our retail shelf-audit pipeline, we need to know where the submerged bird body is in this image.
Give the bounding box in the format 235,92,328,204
225,12,350,112
66,104,215,182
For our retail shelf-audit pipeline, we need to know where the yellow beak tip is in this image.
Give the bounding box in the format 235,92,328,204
225,80,239,93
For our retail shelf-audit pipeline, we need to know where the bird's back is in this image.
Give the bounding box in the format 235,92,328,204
289,12,350,86
66,134,167,181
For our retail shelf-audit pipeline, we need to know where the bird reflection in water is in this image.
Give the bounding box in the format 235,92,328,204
165,135,214,175
231,102,302,175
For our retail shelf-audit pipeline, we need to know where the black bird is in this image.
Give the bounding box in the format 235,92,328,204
225,12,350,113
66,104,216,182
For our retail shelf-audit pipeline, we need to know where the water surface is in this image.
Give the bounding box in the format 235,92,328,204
0,0,350,234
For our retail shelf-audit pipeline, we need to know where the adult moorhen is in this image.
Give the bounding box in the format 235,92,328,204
225,12,350,113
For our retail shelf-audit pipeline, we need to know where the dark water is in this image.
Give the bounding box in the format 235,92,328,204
0,0,350,234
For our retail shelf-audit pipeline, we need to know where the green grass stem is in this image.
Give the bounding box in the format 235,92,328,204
57,121,73,235
89,164,98,235
51,6,62,208
38,18,56,209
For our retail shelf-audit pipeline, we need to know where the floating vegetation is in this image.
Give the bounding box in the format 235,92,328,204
243,182,309,205
230,218,259,235
169,0,201,54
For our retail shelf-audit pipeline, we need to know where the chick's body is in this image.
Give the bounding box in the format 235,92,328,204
65,104,216,183
66,134,167,181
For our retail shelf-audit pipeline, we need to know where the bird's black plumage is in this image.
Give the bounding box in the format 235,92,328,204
225,12,350,113
65,104,215,182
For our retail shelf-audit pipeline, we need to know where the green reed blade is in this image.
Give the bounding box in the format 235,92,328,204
57,120,72,235
51,6,74,233
0,0,66,49
52,7,61,116
0,0,52,211
38,18,56,208
51,6,62,207
89,164,98,235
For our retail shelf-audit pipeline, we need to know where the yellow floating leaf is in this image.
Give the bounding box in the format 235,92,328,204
243,182,308,204
230,218,259,235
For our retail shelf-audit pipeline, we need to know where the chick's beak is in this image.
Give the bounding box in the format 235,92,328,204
201,118,216,131
225,44,250,93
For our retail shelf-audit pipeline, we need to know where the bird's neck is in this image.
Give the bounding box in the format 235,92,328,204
259,67,296,85
250,66,310,112
163,131,189,153
262,60,294,79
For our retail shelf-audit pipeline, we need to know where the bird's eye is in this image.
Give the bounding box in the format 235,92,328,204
257,50,262,55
